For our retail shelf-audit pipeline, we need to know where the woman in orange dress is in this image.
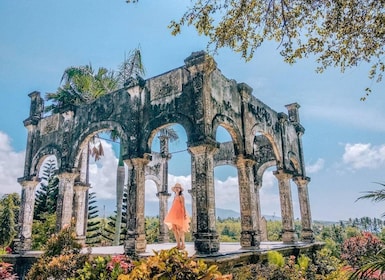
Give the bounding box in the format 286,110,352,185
164,183,190,250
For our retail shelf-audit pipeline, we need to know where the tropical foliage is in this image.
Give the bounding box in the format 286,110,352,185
45,64,119,113
127,0,385,97
0,261,18,280
0,193,20,247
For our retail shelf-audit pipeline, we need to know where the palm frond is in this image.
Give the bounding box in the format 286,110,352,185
349,249,385,279
356,182,385,203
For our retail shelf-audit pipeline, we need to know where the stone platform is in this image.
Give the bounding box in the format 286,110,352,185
4,241,323,279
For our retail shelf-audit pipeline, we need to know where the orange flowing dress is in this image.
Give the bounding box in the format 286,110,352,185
164,195,190,232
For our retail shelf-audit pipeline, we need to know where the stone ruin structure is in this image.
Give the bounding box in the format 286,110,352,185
16,51,313,255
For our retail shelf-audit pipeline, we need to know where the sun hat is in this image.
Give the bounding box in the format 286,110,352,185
171,183,184,192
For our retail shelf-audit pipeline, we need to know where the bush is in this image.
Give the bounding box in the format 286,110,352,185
126,247,230,280
0,261,18,280
341,231,384,269
73,255,134,280
26,224,87,280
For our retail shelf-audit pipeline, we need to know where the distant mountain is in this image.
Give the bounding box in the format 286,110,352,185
95,199,282,220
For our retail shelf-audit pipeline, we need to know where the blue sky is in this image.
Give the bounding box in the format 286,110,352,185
1,0,385,222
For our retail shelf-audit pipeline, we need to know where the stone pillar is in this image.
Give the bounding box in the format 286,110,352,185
124,157,149,256
236,157,260,248
274,170,297,243
156,191,171,243
14,179,39,252
188,144,219,254
188,187,197,237
293,176,314,242
157,134,172,243
73,183,89,244
260,217,268,242
254,181,263,242
56,172,78,231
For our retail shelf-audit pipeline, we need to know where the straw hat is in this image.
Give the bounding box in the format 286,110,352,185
171,183,184,192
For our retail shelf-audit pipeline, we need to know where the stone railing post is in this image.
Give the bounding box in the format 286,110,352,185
293,176,314,242
124,156,150,256
73,183,89,245
188,144,219,254
14,178,39,252
156,191,171,243
236,156,260,248
56,171,78,231
273,169,297,243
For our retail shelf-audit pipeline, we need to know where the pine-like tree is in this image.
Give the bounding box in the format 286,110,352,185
86,192,102,246
102,186,128,245
34,159,59,221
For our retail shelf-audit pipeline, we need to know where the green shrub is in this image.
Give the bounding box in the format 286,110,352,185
126,247,230,280
26,223,87,280
267,250,285,267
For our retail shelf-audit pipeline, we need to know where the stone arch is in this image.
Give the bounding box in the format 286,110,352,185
212,114,243,156
143,113,194,154
288,151,301,174
145,174,162,192
72,120,128,169
31,144,62,177
255,160,277,184
251,125,281,164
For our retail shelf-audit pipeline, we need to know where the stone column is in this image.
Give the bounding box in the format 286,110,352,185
293,176,314,242
188,144,219,254
157,135,172,243
124,157,149,256
56,172,78,231
14,179,39,252
156,191,171,243
274,170,297,243
73,183,89,244
236,157,260,248
254,182,263,242
188,187,197,237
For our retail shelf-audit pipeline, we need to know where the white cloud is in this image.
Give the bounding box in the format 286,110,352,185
306,158,325,174
342,143,385,170
88,140,118,199
0,131,25,195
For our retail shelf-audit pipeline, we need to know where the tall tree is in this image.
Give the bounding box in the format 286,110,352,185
86,192,102,246
128,0,385,97
0,194,20,247
34,158,59,220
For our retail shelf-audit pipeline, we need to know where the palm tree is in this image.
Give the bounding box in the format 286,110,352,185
351,182,385,279
356,182,385,217
45,49,145,246
45,64,118,113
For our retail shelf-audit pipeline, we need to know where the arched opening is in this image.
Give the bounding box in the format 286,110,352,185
214,125,240,243
32,155,58,250
149,123,192,245
259,166,282,241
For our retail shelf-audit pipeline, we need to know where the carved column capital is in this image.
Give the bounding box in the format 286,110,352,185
188,143,218,156
273,169,293,181
57,171,79,182
293,176,311,187
236,155,257,168
156,191,171,198
18,178,40,189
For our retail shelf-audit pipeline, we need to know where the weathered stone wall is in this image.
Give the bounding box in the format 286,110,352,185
17,50,313,255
